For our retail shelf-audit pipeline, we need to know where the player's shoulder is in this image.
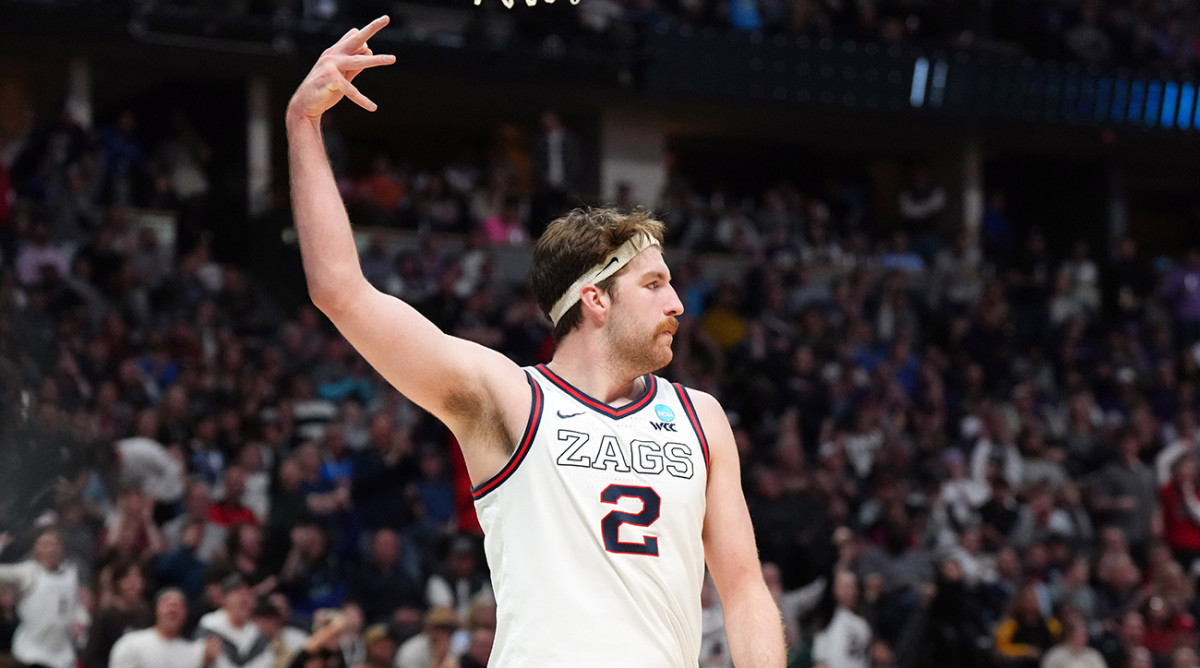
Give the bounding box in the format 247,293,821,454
668,383,725,421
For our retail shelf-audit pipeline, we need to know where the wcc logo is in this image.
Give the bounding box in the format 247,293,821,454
651,404,677,432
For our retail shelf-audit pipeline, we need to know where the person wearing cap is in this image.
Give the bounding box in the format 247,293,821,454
359,624,397,668
286,20,783,667
196,574,272,668
109,588,222,668
395,606,459,668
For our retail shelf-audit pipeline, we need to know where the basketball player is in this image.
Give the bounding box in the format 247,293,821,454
285,16,785,666
0,528,88,668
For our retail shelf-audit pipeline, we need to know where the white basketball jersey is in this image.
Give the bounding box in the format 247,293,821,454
473,364,710,667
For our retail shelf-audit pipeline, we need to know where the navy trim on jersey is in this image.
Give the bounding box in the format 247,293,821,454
672,383,710,475
534,364,657,419
471,371,543,500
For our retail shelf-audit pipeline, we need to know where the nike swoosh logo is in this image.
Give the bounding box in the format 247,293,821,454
557,410,584,419
602,256,620,272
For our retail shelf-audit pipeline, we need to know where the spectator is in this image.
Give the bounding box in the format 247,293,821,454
812,570,872,668
992,584,1061,668
208,466,260,528
353,155,406,227
699,570,731,668
448,626,492,668
529,110,582,235
107,588,220,668
934,448,990,543
15,221,71,287
449,592,495,656
197,574,272,668
358,624,395,668
285,608,348,668
153,518,210,602
97,485,166,569
0,528,89,668
969,409,1023,490
425,536,491,624
1161,247,1200,345
82,559,152,668
152,112,211,254
220,523,275,595
479,196,528,246
897,165,947,263
280,523,346,621
351,417,418,532
114,435,186,520
162,480,227,564
250,597,307,668
1088,429,1158,560
1160,455,1200,572
97,110,148,207
1096,609,1147,668
1050,557,1097,622
347,528,424,631
394,606,459,668
1039,613,1105,668
924,555,987,666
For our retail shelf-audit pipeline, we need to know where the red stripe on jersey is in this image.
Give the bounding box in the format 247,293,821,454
471,372,544,500
672,383,710,475
534,364,656,419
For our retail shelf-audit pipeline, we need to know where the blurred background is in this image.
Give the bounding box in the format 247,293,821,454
4,0,1200,666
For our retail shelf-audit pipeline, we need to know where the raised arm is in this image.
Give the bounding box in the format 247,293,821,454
0,562,34,593
694,390,786,667
284,17,528,482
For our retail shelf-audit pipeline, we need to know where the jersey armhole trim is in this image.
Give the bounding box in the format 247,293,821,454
471,370,543,500
672,382,710,476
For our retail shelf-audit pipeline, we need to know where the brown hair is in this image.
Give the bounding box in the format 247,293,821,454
531,207,666,342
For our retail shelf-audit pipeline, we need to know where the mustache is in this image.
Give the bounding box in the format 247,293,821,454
654,317,679,337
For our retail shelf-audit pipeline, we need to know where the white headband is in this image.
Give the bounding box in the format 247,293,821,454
547,232,661,326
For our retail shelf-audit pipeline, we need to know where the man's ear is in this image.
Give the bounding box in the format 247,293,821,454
578,284,608,322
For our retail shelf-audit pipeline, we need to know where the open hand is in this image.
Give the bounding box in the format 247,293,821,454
287,16,396,120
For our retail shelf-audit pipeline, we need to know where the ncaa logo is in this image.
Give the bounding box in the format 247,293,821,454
655,404,675,422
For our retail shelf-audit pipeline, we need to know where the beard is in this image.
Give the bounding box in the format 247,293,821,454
605,312,679,376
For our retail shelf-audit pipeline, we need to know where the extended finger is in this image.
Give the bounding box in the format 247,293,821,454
338,77,378,112
348,15,389,50
340,53,395,70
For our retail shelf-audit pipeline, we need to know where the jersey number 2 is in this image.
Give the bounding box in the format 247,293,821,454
600,484,660,556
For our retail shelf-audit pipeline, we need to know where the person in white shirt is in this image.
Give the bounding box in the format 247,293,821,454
1039,614,1105,668
109,588,221,668
0,528,89,668
115,436,186,509
394,606,458,668
813,570,872,668
197,574,273,668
